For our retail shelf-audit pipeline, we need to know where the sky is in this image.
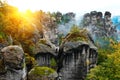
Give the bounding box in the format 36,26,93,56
7,0,120,17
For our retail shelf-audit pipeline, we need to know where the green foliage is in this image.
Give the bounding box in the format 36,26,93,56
97,38,117,65
70,24,80,34
86,66,109,80
50,58,57,67
25,53,36,67
29,44,36,55
97,45,115,65
86,42,120,80
0,2,51,55
0,32,6,43
97,48,108,65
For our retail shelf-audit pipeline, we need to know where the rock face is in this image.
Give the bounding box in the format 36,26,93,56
0,45,26,80
34,24,98,80
58,41,97,80
35,42,57,68
81,11,117,41
35,41,97,80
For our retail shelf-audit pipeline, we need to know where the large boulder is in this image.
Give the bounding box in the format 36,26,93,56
0,45,26,80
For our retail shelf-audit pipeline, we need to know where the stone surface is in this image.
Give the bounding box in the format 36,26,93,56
34,26,98,80
81,11,117,40
0,45,26,80
59,41,97,80
35,41,97,80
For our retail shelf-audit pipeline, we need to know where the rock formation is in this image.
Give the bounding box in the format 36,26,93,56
0,45,26,80
80,11,117,47
34,27,98,80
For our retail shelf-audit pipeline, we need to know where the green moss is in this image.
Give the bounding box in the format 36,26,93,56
29,66,55,76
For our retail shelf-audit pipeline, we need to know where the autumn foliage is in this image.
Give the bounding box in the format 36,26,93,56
0,1,54,54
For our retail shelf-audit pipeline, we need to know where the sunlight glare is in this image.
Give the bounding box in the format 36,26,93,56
9,0,37,12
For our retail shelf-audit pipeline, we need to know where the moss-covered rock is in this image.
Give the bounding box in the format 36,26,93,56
28,66,57,80
62,26,89,43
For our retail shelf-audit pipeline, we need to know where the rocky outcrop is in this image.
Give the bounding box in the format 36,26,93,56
35,42,57,68
0,45,26,80
58,41,97,80
81,11,117,41
56,26,97,80
35,30,98,80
